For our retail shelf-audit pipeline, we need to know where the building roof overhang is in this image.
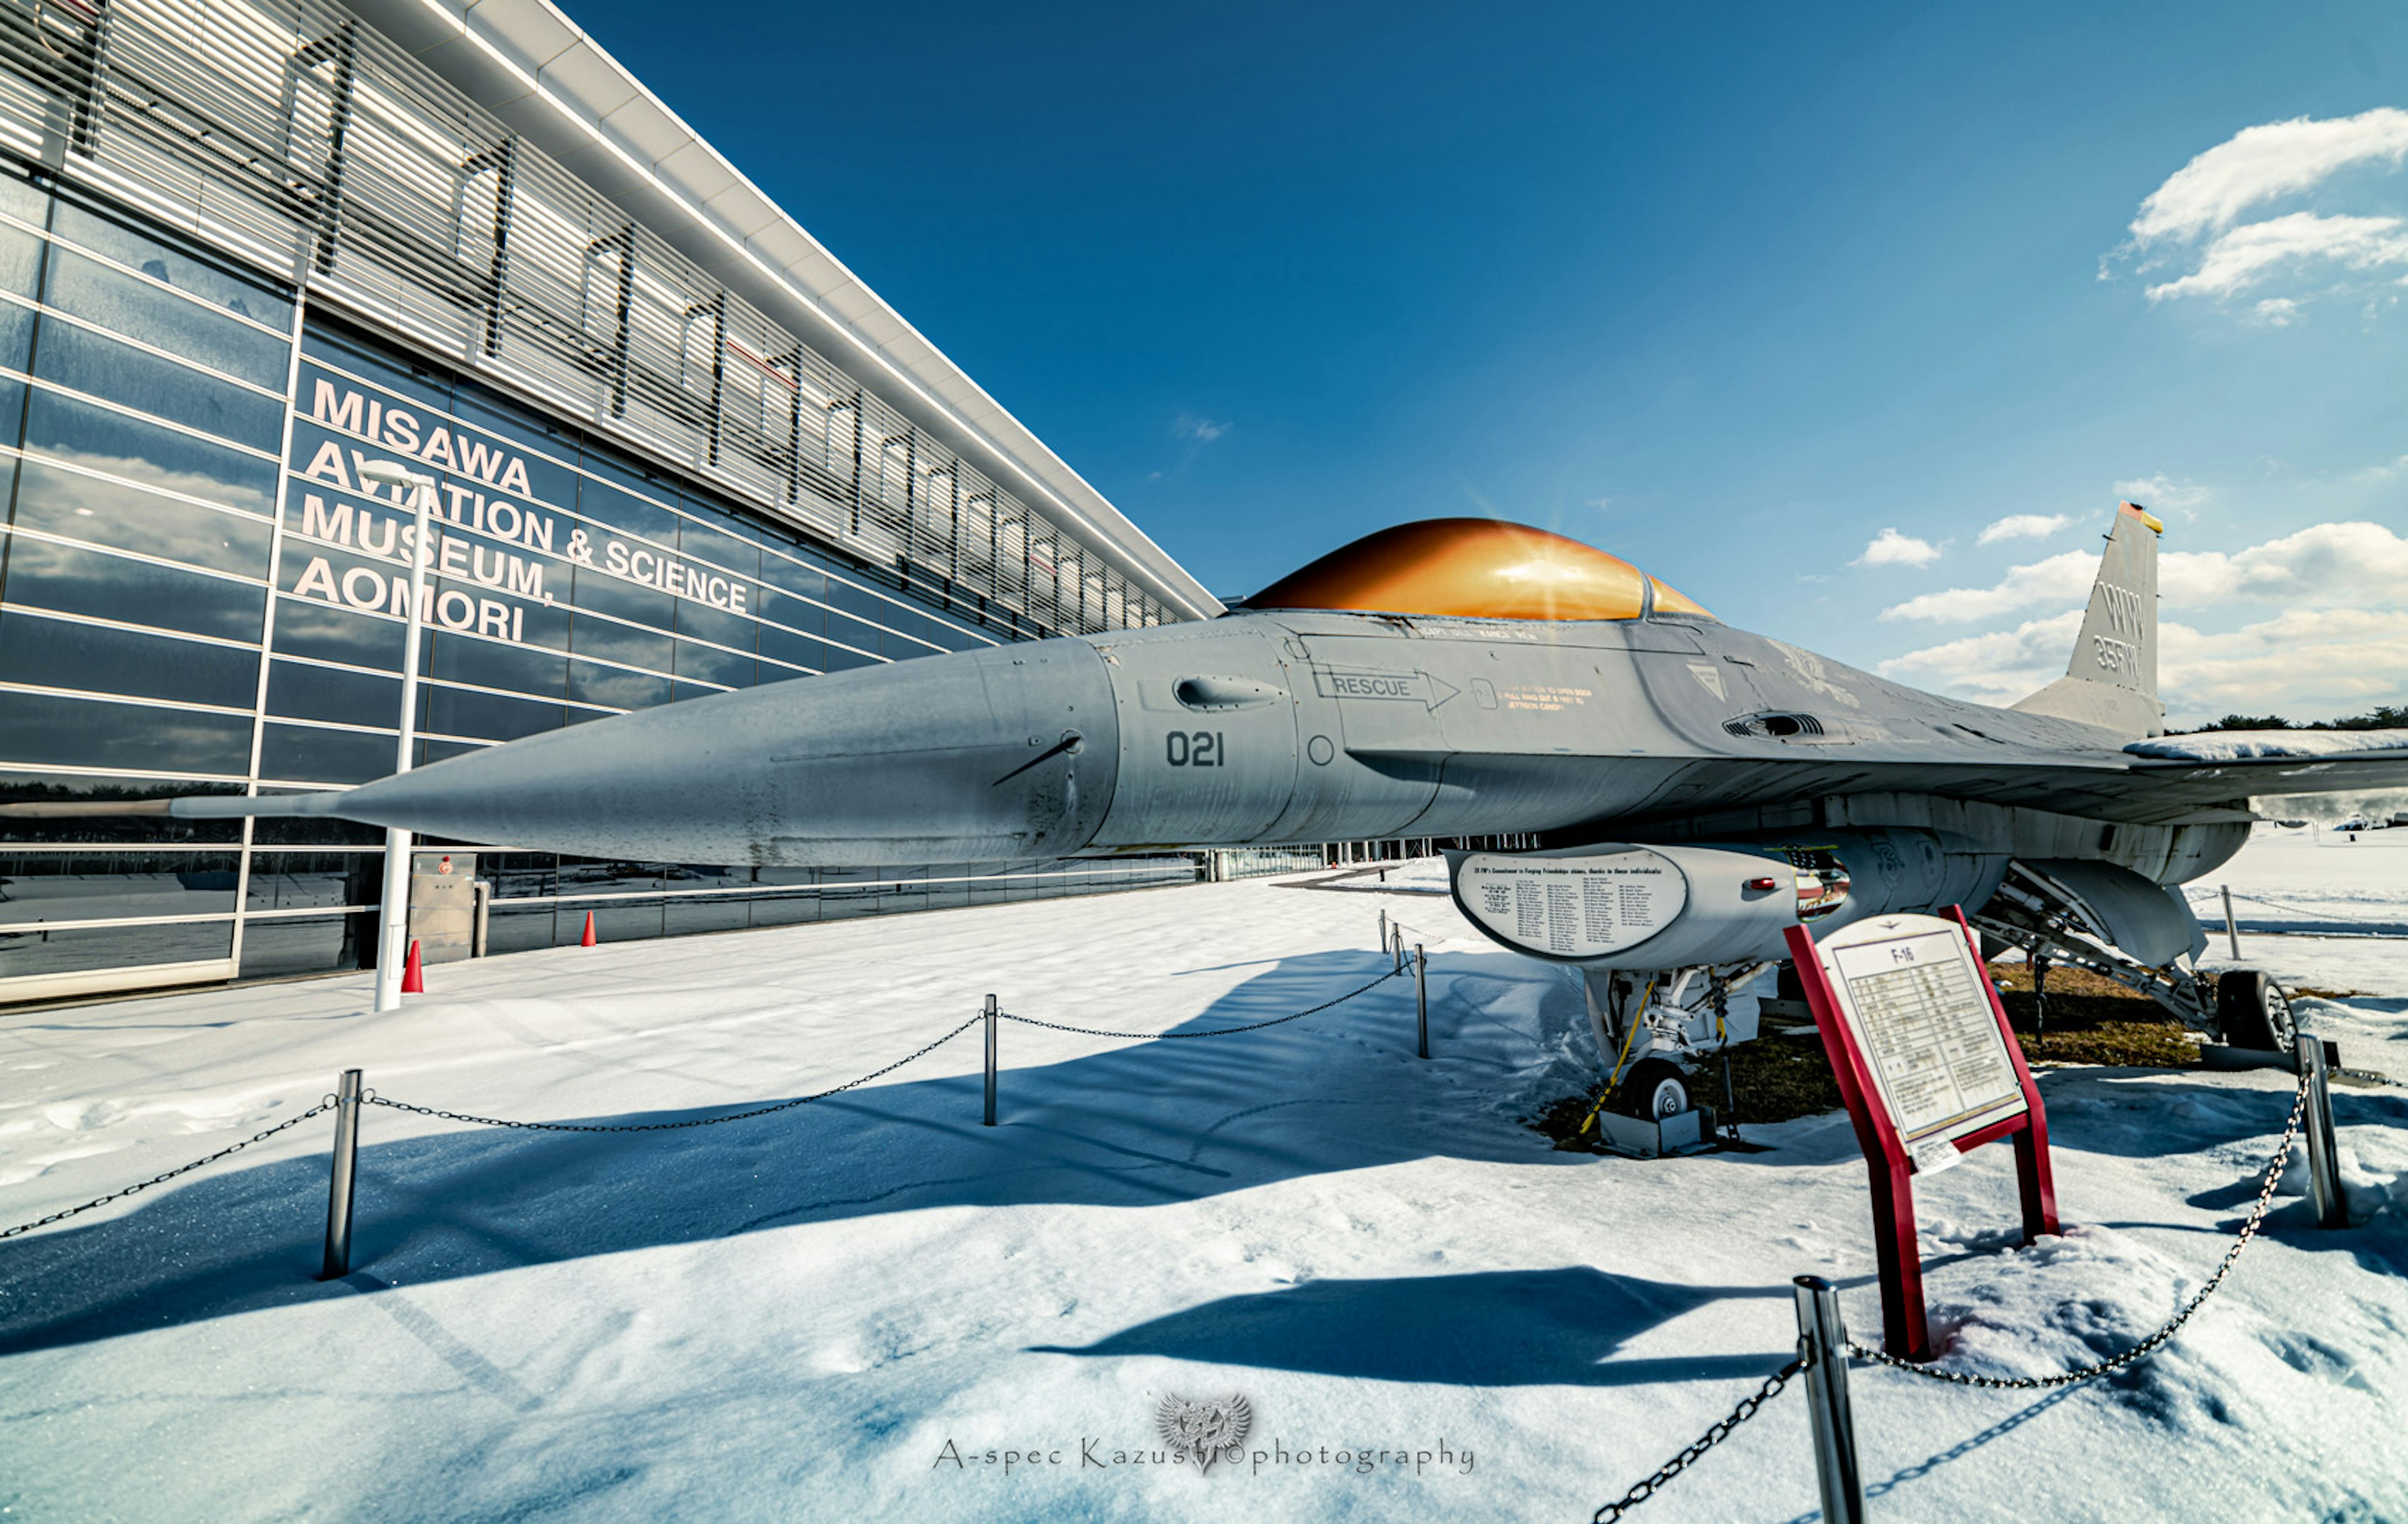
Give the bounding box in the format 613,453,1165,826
347,0,1221,621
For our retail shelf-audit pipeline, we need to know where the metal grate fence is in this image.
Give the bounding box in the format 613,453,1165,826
0,0,1176,640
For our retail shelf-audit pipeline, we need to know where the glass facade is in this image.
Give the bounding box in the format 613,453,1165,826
0,170,1195,1004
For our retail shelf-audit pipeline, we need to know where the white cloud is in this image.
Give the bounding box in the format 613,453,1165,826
1879,551,2095,622
1881,520,2408,624
2130,108,2408,244
1174,413,1230,443
2160,609,2408,714
2160,520,2408,606
1853,527,1942,568
2110,475,2208,510
2144,211,2408,303
1976,513,2071,545
2117,109,2408,318
1877,610,2083,702
1884,607,2408,717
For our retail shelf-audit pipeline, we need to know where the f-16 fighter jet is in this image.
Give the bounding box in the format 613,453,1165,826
23,504,2405,1118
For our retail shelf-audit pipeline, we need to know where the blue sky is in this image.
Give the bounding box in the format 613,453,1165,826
568,0,2407,724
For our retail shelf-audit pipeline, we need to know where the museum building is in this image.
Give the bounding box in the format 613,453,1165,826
0,0,1223,1004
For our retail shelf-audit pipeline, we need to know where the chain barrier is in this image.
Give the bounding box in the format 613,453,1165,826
364,1017,984,1133
1850,1064,2313,1389
2190,886,2405,935
6,967,1410,1236
995,967,1402,1040
1,1099,334,1241
1591,1357,1803,1521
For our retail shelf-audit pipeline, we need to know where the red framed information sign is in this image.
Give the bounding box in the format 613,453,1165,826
1785,906,2058,1360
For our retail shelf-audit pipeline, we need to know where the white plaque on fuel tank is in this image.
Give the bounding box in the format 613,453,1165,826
1451,848,1689,960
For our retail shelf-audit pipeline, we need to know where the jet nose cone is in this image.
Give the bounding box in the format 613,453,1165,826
337,640,1120,866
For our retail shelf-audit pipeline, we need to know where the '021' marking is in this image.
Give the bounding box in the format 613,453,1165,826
1166,731,1225,767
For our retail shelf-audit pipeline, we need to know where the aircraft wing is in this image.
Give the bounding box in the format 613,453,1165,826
2120,730,2408,797
1388,728,2408,832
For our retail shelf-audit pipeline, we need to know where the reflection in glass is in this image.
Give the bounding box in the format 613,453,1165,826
0,690,252,775
259,722,398,786
0,221,44,298
299,338,451,414
567,660,668,711
0,535,267,641
569,561,674,631
0,296,34,370
672,641,752,689
23,388,277,515
425,632,566,700
423,685,564,743
32,319,284,445
245,851,383,912
42,245,291,382
270,598,406,671
0,612,260,708
0,770,244,844
756,625,826,676
823,615,885,667
238,913,370,979
568,611,672,675
266,660,402,729
50,202,292,332
0,851,240,924
13,459,275,575
671,596,756,652
0,918,232,979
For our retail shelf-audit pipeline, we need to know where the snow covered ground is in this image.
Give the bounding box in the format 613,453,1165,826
2,831,2404,1522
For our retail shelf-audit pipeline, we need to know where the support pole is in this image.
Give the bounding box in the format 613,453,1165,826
320,1068,362,1281
983,994,998,1127
1414,944,1429,1059
1793,1276,1866,1524
2221,885,2242,960
366,470,435,1014
1378,908,1387,954
2296,1033,2346,1229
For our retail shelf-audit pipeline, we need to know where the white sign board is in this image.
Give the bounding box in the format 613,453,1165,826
1814,915,2026,1165
1452,849,1687,960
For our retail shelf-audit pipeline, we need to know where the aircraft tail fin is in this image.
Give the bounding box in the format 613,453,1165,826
2008,501,2165,737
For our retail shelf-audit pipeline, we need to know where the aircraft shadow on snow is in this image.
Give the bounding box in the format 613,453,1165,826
1026,1266,1789,1387
0,946,1786,1361
6,950,2399,1362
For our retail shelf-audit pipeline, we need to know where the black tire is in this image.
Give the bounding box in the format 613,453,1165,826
1615,1058,1692,1120
2217,969,2298,1052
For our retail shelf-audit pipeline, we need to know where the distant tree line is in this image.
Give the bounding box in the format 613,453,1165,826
2173,704,2408,733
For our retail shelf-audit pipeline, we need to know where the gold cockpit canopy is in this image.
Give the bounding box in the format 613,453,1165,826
1237,518,1713,622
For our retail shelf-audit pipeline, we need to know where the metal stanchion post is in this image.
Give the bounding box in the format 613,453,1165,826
320,1068,362,1281
1378,908,1387,954
2295,1034,2346,1229
1414,944,1429,1059
2221,885,2242,960
1793,1275,1866,1524
983,994,998,1127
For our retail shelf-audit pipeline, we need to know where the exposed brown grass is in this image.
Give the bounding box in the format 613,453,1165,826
1527,960,2211,1150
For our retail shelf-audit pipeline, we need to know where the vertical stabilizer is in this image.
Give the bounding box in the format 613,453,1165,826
2009,502,2164,737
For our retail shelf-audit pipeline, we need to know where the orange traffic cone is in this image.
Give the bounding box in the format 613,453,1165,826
401,938,425,994
580,911,598,947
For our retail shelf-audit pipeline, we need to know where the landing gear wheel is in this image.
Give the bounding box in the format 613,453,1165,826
2217,969,2298,1052
1615,1059,1692,1120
